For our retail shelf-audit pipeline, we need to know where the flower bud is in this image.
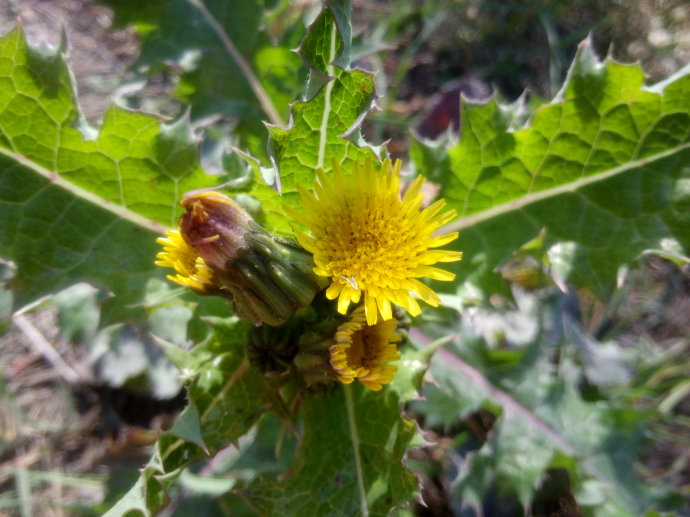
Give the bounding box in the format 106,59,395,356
246,319,300,375
174,191,328,326
292,326,341,386
179,192,252,271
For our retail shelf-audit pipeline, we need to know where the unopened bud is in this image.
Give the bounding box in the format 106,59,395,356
176,191,328,326
246,319,300,375
179,192,252,271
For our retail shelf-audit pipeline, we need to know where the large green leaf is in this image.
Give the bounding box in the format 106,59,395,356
239,345,436,517
104,326,440,517
101,1,383,238
0,25,220,317
412,42,690,299
224,1,382,235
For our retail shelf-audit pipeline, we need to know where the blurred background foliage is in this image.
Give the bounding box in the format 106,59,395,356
0,0,688,516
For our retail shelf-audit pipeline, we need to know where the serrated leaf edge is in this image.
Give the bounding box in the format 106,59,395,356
159,359,253,462
419,333,641,511
103,360,255,516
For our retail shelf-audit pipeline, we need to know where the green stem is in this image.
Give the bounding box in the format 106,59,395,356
344,383,369,517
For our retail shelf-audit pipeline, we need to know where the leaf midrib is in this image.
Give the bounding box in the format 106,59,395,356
344,384,369,517
316,21,338,170
0,146,168,235
445,141,690,233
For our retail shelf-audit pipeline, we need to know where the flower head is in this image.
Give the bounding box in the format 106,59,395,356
156,190,327,326
155,229,218,295
178,191,254,271
329,306,401,391
291,159,462,325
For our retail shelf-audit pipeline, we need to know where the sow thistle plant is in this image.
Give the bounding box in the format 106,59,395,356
2,0,690,515
156,159,460,390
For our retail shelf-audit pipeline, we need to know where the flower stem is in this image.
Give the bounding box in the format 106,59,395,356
344,383,369,517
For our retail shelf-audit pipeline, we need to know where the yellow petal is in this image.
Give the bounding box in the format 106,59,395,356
365,294,379,325
337,292,352,314
326,281,343,300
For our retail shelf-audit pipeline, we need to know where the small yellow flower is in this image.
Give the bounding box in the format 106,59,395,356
155,230,217,294
291,159,462,325
329,306,401,391
156,191,328,326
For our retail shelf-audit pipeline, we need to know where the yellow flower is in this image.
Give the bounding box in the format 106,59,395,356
291,159,462,325
155,229,217,294
156,191,328,326
329,306,401,391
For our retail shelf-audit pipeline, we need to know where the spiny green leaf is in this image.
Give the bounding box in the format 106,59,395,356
151,334,193,372
104,321,271,516
299,8,345,76
267,68,378,189
264,2,380,227
413,40,690,300
0,25,217,316
241,348,429,517
299,1,352,74
103,0,306,160
167,400,207,453
101,462,168,517
0,25,212,226
325,1,353,71
414,292,658,514
158,359,269,473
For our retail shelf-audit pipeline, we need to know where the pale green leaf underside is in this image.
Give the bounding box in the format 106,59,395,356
424,42,690,297
0,27,215,227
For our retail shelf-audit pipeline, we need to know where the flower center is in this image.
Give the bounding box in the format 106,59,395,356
343,326,376,369
322,194,415,287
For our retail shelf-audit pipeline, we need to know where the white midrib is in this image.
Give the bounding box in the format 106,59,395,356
316,22,338,170
344,384,369,517
444,141,690,233
0,146,168,235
